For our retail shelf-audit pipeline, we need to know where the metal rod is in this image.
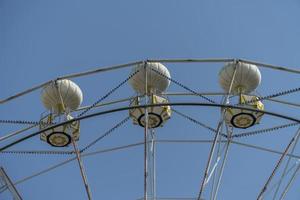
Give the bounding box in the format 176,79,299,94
0,61,141,105
58,61,143,80
264,160,300,198
0,80,51,104
71,138,93,200
4,102,300,152
0,124,37,142
0,97,134,144
198,121,223,199
266,98,300,108
212,126,233,200
239,59,300,75
166,92,300,109
12,142,146,187
0,167,23,200
197,61,238,200
2,58,300,105
257,134,298,199
231,141,300,160
272,127,300,200
74,96,136,112
8,139,300,191
144,62,148,200
152,130,157,200
278,160,300,200
147,58,235,63
209,127,222,200
164,92,228,97
210,109,228,200
3,139,300,160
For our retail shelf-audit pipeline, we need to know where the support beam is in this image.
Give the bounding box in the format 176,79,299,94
197,61,238,200
144,62,148,200
212,126,233,200
256,128,300,199
72,138,93,200
272,127,300,200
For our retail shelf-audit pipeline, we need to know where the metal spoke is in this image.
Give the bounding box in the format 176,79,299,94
272,127,300,200
257,128,300,199
72,138,93,200
197,62,238,200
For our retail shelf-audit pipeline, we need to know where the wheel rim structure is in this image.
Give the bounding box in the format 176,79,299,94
2,58,300,200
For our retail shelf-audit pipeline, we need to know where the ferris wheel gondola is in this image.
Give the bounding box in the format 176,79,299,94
219,62,265,129
39,79,83,147
2,58,300,200
128,62,172,128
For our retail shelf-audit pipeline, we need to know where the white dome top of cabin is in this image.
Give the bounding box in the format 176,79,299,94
219,62,261,94
41,79,83,114
129,62,171,94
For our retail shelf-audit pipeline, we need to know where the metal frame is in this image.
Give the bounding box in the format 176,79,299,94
2,58,300,200
0,167,23,200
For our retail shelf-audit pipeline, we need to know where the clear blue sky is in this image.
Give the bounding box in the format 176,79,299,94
1,0,300,199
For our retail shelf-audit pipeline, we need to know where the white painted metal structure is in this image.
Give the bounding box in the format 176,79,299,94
0,167,22,200
129,62,172,200
2,58,300,200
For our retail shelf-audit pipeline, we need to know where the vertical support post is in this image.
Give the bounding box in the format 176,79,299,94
278,160,300,200
72,138,93,200
272,127,300,200
197,61,238,200
147,128,156,200
152,129,157,200
212,125,233,200
144,61,148,200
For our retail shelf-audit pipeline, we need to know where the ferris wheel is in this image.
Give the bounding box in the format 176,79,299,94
1,58,300,200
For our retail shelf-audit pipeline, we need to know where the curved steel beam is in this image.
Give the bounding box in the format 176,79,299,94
1,102,300,152
2,58,299,105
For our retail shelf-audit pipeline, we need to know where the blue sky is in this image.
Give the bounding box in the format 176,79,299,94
1,0,300,199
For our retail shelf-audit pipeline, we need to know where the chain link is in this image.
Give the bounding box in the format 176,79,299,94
0,119,54,126
150,68,216,104
80,116,130,153
0,150,74,155
232,122,299,138
0,117,130,156
240,87,300,105
172,109,228,138
173,108,300,139
77,70,139,118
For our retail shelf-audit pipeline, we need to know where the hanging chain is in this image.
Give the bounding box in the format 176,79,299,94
173,108,300,139
0,150,74,155
80,116,130,153
77,70,139,118
0,117,130,156
240,87,300,105
0,119,54,126
232,122,299,138
172,109,228,138
150,67,216,104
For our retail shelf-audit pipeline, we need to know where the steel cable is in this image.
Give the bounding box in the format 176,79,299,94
76,70,139,118
232,122,299,138
0,117,130,155
0,119,53,126
240,87,300,105
172,109,227,138
80,116,130,153
150,68,216,104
